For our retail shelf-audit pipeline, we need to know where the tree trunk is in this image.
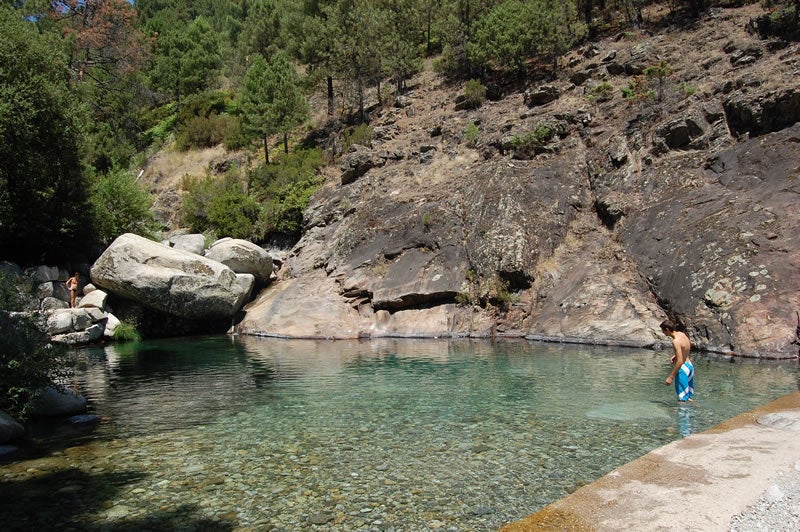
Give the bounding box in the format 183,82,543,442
327,76,334,116
584,0,595,40
263,135,270,164
358,79,366,123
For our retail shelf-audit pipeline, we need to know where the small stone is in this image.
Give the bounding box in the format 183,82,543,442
308,512,333,525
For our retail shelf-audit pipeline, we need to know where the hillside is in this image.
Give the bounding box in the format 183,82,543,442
144,3,800,358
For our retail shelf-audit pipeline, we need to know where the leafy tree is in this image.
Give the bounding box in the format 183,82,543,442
0,6,93,264
240,51,309,162
90,169,159,244
0,273,73,422
181,171,261,239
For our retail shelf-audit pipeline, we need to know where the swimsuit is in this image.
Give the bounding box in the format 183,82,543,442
675,359,694,402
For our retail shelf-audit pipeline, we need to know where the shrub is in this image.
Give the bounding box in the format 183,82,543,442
142,103,178,146
342,124,374,152
113,321,141,343
464,122,480,146
249,149,325,239
587,82,615,102
181,170,261,240
173,91,235,151
463,79,487,109
622,75,654,101
0,271,29,312
90,170,159,244
510,123,557,157
0,310,73,421
175,114,235,151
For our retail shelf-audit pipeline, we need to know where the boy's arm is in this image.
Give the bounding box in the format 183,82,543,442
665,339,682,384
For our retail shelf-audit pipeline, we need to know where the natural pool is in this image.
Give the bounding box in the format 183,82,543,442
2,336,798,531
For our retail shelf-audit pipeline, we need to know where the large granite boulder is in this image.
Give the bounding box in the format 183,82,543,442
90,233,250,320
0,411,24,444
204,239,273,284
30,386,87,417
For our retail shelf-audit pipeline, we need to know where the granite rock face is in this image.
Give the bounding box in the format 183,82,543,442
90,233,249,320
234,9,800,357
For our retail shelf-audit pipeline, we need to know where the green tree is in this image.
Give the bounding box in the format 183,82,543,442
328,0,390,122
181,171,261,239
240,51,309,162
290,0,337,116
381,0,424,97
468,0,538,74
90,169,159,244
238,0,295,58
0,7,93,264
644,60,673,102
468,0,584,77
149,16,221,101
0,273,73,422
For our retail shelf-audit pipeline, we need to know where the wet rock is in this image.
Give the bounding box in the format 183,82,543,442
0,411,24,443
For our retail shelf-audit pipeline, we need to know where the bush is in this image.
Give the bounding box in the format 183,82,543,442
90,170,159,244
510,123,557,157
113,321,141,343
587,82,615,102
249,149,325,239
0,310,73,421
464,122,480,146
342,124,374,152
463,79,487,109
174,91,236,151
175,114,236,151
181,170,261,240
0,271,29,312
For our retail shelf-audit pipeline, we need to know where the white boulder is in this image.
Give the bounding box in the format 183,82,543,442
90,233,249,319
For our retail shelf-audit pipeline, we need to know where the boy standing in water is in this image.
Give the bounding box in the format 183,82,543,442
661,319,694,402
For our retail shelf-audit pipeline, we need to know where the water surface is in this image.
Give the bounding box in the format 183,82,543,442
1,336,797,530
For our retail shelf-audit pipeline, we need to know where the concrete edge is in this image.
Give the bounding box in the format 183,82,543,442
500,391,800,531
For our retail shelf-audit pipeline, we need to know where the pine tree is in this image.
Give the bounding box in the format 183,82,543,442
240,51,309,163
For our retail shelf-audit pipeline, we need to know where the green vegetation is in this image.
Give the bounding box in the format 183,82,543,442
643,60,673,102
342,124,375,152
0,273,73,421
587,82,615,102
511,123,557,156
181,148,324,241
181,170,262,240
113,322,142,343
463,79,487,109
0,0,734,264
90,170,160,244
464,122,480,146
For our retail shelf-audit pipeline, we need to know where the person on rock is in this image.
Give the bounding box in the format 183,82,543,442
661,319,694,402
66,272,80,308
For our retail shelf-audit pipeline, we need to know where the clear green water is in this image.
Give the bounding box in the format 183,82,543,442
1,336,798,530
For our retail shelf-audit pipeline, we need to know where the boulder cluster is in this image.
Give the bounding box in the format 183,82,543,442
2,233,274,346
